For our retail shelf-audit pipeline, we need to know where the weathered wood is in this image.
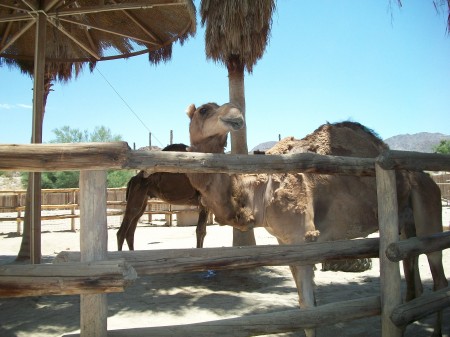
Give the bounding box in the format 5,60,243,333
54,238,380,275
376,164,403,337
29,172,41,264
0,260,136,297
128,150,377,175
2,143,449,175
79,170,108,337
386,231,450,262
0,142,129,171
63,296,381,337
390,286,450,327
377,150,450,171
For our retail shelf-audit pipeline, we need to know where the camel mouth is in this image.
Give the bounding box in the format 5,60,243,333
220,116,244,131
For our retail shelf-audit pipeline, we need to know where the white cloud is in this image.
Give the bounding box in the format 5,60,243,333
17,104,32,109
0,103,32,110
0,103,13,110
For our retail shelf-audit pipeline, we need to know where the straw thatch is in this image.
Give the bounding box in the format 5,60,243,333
200,0,275,73
0,0,196,67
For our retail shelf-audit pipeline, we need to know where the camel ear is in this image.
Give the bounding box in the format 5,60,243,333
186,104,196,119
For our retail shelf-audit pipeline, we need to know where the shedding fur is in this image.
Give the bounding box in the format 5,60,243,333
185,104,447,337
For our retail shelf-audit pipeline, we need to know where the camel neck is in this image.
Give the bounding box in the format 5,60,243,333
189,135,228,154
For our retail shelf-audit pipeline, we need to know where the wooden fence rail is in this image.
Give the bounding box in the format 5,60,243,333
1,142,449,174
0,142,449,337
0,259,136,297
65,296,382,337
54,237,380,274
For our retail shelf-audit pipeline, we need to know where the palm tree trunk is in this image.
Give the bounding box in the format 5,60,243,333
227,57,256,247
16,74,52,261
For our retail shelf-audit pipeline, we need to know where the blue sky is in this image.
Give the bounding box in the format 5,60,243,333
1,0,449,151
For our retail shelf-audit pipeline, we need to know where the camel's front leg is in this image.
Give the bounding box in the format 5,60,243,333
289,264,316,337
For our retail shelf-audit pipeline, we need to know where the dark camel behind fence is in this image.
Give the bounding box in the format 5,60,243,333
116,144,209,251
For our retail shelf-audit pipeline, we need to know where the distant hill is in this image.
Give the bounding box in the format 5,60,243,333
251,132,450,154
385,133,450,153
250,141,277,153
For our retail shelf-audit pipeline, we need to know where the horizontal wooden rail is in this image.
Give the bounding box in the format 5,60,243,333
0,259,136,298
385,231,450,262
54,238,380,275
390,286,450,327
0,142,129,171
1,143,449,174
377,150,450,172
63,296,380,337
128,150,377,176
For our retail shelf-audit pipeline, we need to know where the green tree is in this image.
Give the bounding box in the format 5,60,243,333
434,140,450,154
21,126,133,188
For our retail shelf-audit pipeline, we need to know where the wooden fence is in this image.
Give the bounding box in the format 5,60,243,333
0,142,449,337
0,187,200,234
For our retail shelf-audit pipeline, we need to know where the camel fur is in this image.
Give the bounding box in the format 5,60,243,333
116,143,209,251
185,102,447,337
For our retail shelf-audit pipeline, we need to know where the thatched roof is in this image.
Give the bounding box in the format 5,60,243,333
0,0,196,71
200,0,275,73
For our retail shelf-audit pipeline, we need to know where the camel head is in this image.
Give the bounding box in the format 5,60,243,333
186,102,244,152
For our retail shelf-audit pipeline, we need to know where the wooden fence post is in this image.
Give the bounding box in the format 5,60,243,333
79,170,108,337
376,164,402,337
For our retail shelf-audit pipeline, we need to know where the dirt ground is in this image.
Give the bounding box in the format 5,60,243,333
0,208,449,337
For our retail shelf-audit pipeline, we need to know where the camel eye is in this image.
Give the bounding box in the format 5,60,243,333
199,107,208,115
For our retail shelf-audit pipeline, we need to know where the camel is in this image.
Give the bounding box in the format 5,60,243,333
185,102,448,337
116,143,209,251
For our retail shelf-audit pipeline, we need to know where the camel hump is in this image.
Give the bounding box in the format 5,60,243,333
267,121,388,158
162,143,189,152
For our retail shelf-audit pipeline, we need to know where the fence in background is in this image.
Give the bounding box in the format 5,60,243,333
0,187,199,234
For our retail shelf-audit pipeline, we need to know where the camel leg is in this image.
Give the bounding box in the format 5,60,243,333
117,174,148,251
125,200,148,251
289,264,316,337
277,236,315,337
195,207,209,248
399,209,423,301
411,186,448,336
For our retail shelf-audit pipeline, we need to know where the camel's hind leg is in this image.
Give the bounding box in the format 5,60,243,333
124,200,148,250
399,207,423,301
410,177,448,336
116,174,149,251
195,206,209,248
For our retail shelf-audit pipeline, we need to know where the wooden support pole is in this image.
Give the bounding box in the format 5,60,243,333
0,259,136,298
79,170,108,337
376,164,402,337
390,286,450,327
30,9,47,265
386,231,450,262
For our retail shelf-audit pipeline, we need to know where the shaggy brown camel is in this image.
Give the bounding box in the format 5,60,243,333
185,102,447,337
116,143,209,251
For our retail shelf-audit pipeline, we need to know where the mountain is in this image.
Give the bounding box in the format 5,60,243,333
251,132,450,154
250,141,277,153
384,133,450,153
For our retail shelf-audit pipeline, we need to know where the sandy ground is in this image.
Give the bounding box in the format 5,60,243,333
0,207,449,337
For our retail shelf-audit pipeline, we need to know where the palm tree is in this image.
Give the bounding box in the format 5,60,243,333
1,1,196,261
200,0,276,246
0,59,87,261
